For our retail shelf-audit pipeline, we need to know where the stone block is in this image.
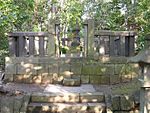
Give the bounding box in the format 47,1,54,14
59,63,71,75
52,73,63,84
107,109,113,113
14,74,24,83
121,74,132,83
4,74,14,82
49,63,59,74
83,64,115,75
31,93,64,103
36,64,49,74
88,103,106,113
5,64,16,74
6,57,39,64
51,103,88,113
129,110,140,113
32,75,42,84
1,96,14,113
41,73,53,84
38,57,58,64
23,74,33,83
70,63,82,75
100,75,110,85
82,64,95,75
14,95,24,113
120,95,134,111
90,76,101,84
111,95,121,110
115,64,124,75
110,75,120,85
63,93,80,103
20,94,31,112
59,71,72,79
130,64,140,79
17,63,36,75
81,75,90,84
31,92,80,103
27,105,46,113
63,78,81,86
5,57,13,64
80,92,105,102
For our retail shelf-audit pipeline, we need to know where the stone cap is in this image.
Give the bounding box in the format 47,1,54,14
129,48,150,63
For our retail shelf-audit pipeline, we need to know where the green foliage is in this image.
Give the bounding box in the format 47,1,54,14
0,0,150,65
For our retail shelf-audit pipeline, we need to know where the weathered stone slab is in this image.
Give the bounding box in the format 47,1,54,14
83,64,114,75
41,73,53,84
49,63,59,74
14,95,24,113
121,74,132,83
5,57,39,64
88,103,106,113
70,63,82,75
5,64,16,74
63,78,81,86
82,64,95,75
4,74,14,82
115,64,124,75
90,76,101,84
51,73,63,84
27,105,47,113
36,64,49,74
100,75,110,85
14,74,24,83
81,75,90,84
31,92,80,103
1,96,14,113
23,74,33,83
59,63,71,76
80,92,105,102
130,64,140,79
110,75,120,85
17,63,36,75
111,95,121,110
28,103,88,113
32,75,42,84
38,57,58,64
120,95,134,111
98,56,128,63
20,94,31,113
31,92,64,103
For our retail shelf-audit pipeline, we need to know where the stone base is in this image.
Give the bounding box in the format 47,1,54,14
62,77,81,86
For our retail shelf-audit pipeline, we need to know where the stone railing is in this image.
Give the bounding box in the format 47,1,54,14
94,30,136,57
8,20,137,58
8,32,49,57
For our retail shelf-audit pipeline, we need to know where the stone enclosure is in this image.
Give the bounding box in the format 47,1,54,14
2,20,143,113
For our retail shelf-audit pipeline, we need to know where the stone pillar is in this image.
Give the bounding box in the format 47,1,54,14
87,19,95,57
47,20,56,57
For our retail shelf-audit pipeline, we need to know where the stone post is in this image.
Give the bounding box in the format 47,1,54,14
47,20,56,57
87,19,95,57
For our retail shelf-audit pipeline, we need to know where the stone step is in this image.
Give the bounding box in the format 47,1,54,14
31,92,105,103
31,92,80,103
27,102,106,113
62,77,81,86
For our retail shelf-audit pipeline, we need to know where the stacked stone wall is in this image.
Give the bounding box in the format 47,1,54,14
5,57,139,85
